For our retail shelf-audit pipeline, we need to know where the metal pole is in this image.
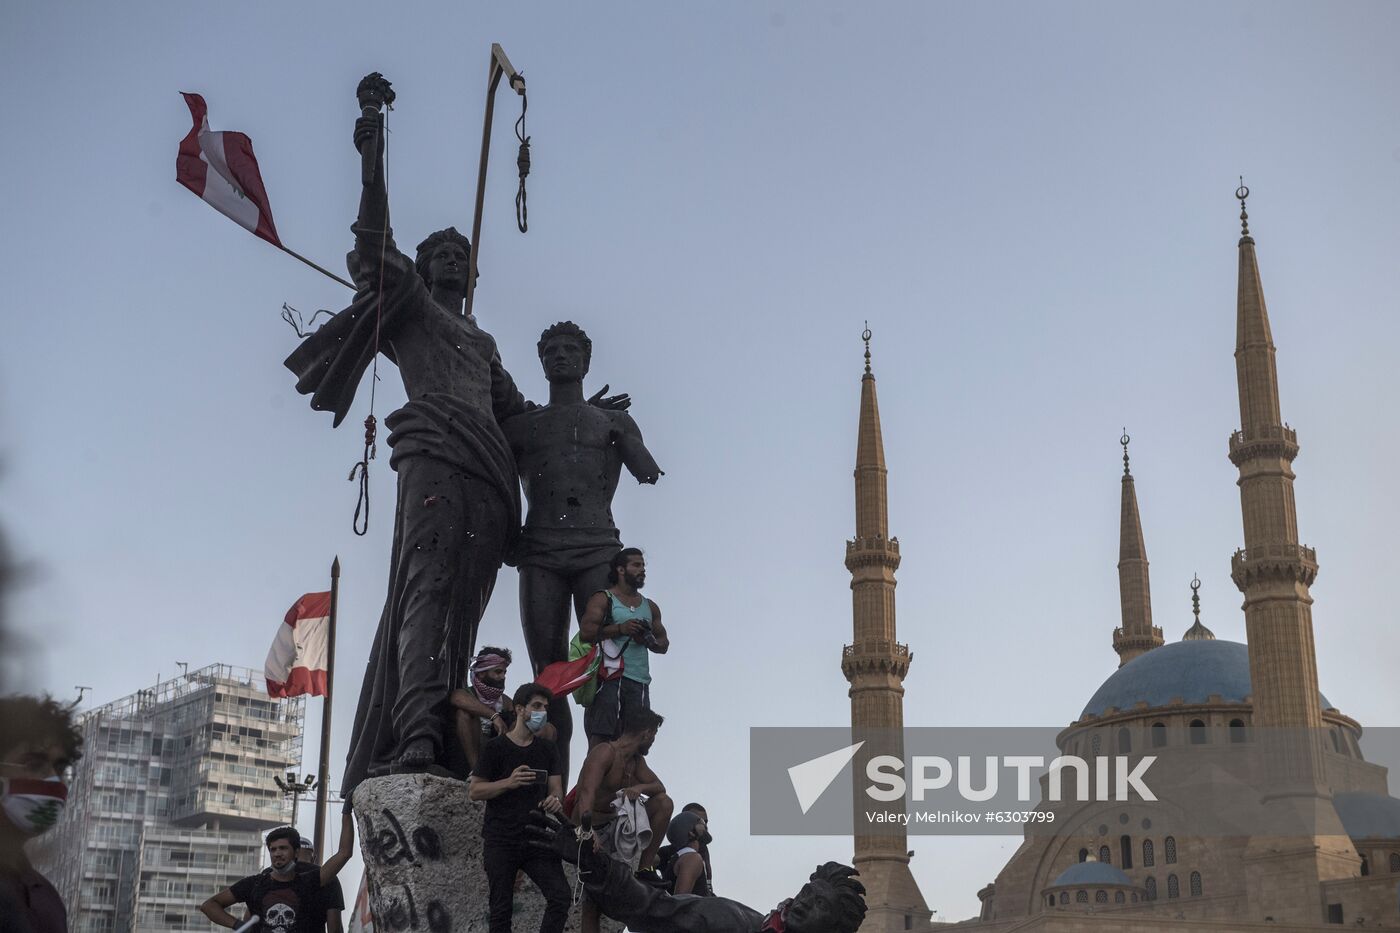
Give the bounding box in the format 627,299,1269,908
313,557,340,856
464,43,525,321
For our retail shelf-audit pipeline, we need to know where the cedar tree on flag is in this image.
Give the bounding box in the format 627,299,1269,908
176,93,282,247
265,592,332,698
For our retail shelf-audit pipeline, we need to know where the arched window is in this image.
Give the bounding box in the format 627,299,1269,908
1331,729,1341,753
1165,836,1177,863
1167,874,1179,898
1142,839,1155,866
1131,893,1139,903
1095,890,1108,904
1091,734,1102,757
1120,834,1133,869
1047,894,1056,908
1059,892,1069,905
1190,871,1202,896
1144,877,1157,901
1078,848,1088,863
1189,719,1208,744
1389,852,1400,873
1076,890,1088,904
1229,719,1246,743
1360,856,1370,876
1115,890,1125,904
1118,727,1131,754
1152,722,1166,747
1099,845,1111,864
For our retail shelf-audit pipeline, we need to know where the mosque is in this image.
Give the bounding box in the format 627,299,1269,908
843,191,1400,930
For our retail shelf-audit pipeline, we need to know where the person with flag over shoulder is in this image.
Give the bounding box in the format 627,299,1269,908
578,548,668,748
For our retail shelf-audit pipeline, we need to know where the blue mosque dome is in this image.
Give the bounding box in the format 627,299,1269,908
1333,792,1400,839
1081,640,1333,720
1050,859,1133,888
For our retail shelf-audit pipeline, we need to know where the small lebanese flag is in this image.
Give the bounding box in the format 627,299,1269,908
265,591,331,698
347,873,375,933
176,93,282,247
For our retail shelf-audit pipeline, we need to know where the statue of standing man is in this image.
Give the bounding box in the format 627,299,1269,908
284,75,624,794
505,322,662,777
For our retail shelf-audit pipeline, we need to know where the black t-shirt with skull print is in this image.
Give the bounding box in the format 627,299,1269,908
229,863,324,933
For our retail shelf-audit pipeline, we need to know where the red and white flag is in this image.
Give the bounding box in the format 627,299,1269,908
347,873,376,933
265,591,331,698
177,93,282,247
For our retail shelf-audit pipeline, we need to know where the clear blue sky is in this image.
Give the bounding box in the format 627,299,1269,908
3,1,1399,921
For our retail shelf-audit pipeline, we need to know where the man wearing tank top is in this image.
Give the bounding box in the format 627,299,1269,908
578,548,669,747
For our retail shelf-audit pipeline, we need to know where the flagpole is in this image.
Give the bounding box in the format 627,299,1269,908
464,43,525,321
279,244,356,291
313,556,340,857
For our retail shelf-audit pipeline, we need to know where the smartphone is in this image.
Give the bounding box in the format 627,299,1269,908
530,768,550,785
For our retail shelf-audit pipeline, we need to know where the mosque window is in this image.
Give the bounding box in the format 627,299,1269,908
1131,893,1139,903
1118,727,1131,753
1143,839,1155,866
1120,834,1133,869
1330,729,1342,754
1360,856,1370,876
1078,848,1088,863
1099,845,1111,864
1047,895,1055,908
1091,734,1102,757
1144,877,1157,900
1167,874,1179,898
1115,890,1125,904
1059,892,1069,905
1165,836,1177,863
1389,852,1400,873
1229,719,1246,743
1152,723,1166,747
1095,890,1108,904
1190,871,1202,896
1076,890,1088,904
1189,720,1208,744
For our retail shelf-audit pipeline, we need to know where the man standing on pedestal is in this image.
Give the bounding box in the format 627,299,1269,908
578,549,668,748
469,683,570,933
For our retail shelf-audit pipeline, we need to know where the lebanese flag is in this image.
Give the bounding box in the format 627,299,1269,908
265,591,331,698
535,645,600,698
177,93,282,247
347,873,375,933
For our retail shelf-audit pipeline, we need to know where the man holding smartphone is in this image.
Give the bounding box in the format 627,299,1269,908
469,683,569,933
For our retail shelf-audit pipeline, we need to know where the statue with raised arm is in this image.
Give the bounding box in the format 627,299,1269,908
503,321,662,777
284,74,622,794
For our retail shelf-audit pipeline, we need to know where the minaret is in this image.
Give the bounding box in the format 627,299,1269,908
1112,432,1163,665
843,326,931,932
1229,184,1359,920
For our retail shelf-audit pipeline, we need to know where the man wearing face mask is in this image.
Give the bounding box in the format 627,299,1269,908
469,683,568,933
0,694,81,933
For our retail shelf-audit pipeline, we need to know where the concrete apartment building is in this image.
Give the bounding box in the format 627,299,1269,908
35,663,305,932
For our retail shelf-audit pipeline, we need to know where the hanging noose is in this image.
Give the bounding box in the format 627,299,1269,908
515,81,530,233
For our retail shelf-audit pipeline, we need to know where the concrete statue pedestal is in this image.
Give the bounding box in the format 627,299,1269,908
352,772,620,933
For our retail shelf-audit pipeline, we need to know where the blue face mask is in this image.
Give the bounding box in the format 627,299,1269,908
526,710,548,734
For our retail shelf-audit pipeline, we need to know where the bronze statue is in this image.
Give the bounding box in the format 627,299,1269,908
284,75,623,793
534,814,866,933
503,322,662,776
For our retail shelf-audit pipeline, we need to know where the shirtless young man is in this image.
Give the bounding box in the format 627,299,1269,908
572,709,671,933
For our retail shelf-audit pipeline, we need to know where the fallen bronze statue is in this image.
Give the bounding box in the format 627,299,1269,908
527,813,867,933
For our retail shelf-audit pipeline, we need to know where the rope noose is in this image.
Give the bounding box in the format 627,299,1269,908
515,80,530,233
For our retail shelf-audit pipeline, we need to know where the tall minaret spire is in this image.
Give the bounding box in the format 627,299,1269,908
843,327,931,932
1113,431,1162,665
1230,185,1359,920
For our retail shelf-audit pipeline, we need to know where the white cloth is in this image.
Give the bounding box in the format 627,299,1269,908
604,789,652,870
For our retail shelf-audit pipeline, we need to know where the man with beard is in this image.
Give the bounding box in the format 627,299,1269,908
200,814,355,931
571,709,671,933
578,549,668,748
0,695,81,933
504,322,662,780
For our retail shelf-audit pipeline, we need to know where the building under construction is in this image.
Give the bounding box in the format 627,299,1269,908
35,663,305,932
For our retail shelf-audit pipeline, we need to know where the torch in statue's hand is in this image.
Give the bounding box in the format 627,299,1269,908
355,72,396,185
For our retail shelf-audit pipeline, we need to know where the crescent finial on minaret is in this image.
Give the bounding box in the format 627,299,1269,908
1236,177,1250,238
